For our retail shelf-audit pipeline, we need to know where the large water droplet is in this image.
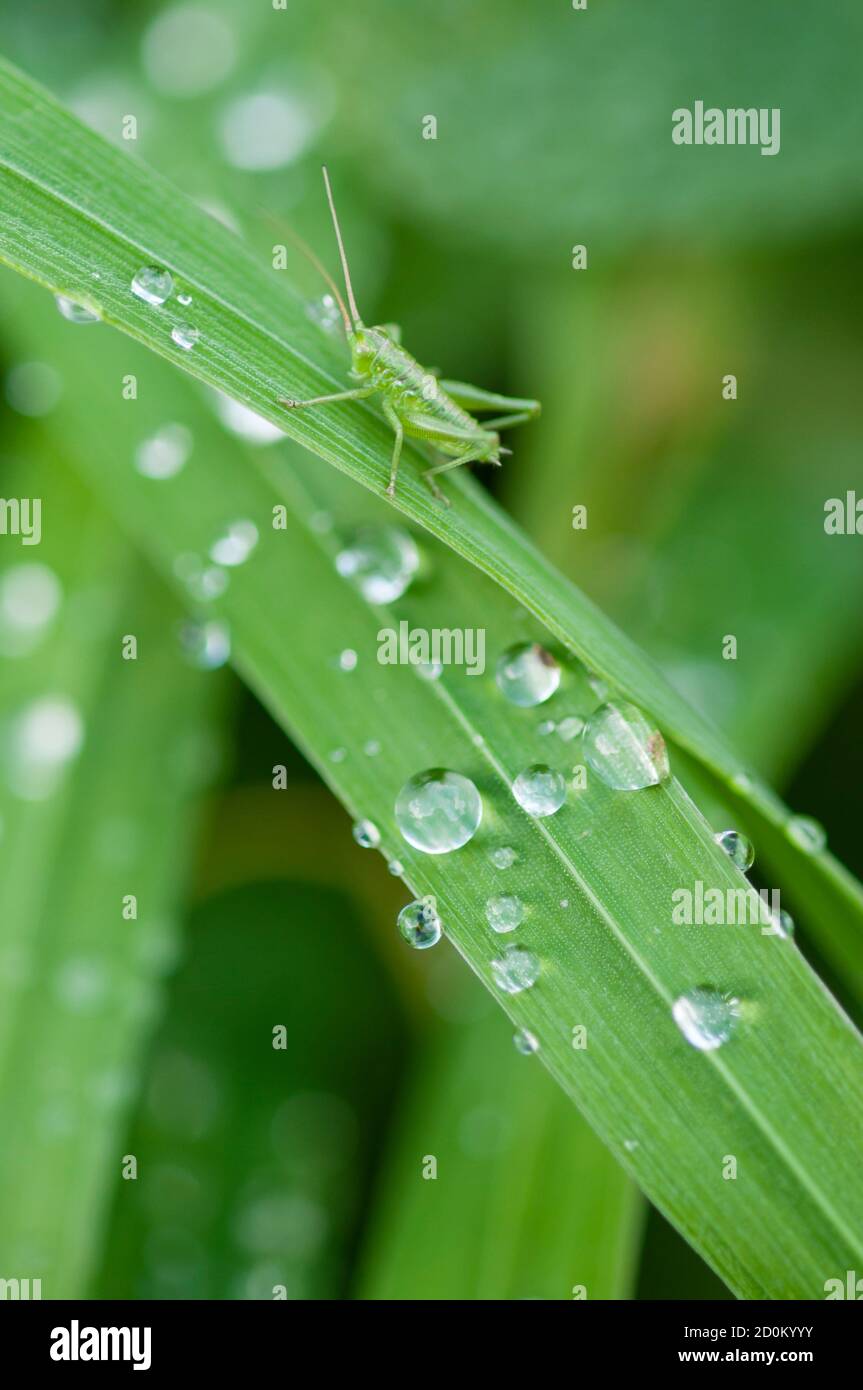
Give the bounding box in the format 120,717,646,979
495,642,560,707
352,819,380,849
55,295,100,324
218,91,317,171
335,525,420,603
179,619,230,669
513,1027,539,1055
557,715,585,743
672,987,740,1051
512,764,566,817
395,769,482,854
490,846,517,870
209,520,258,567
6,695,85,799
397,896,442,949
0,563,62,655
582,701,669,791
134,423,192,479
491,945,540,995
486,894,525,933
714,829,754,871
306,293,342,335
213,392,283,444
172,322,200,350
131,265,174,306
786,815,827,854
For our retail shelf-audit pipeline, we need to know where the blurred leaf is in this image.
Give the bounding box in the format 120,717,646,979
0,55,859,963
0,453,220,1296
96,880,406,1299
3,280,862,1299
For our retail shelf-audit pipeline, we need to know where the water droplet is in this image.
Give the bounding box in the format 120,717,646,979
0,563,62,655
134,423,192,479
352,819,380,849
763,908,795,939
417,661,443,681
538,719,556,736
335,525,420,603
787,815,827,854
5,361,62,417
495,642,560,707
582,701,669,791
397,896,442,949
672,987,740,1051
218,91,318,171
171,322,200,350
209,519,258,567
588,671,610,701
623,1138,639,1153
559,898,569,908
338,649,358,672
387,859,404,876
55,294,100,323
491,945,541,995
177,292,193,307
306,293,342,335
557,715,585,743
142,5,237,98
329,747,346,763
213,392,283,444
513,1028,539,1055
512,764,566,817
364,739,381,757
5,696,84,799
131,265,174,306
485,894,525,933
714,829,754,871
490,846,517,869
174,554,229,602
179,619,230,669
395,769,482,854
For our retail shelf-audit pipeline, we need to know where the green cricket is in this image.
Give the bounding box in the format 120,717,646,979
279,167,541,503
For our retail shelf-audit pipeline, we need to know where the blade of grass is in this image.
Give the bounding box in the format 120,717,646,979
0,53,860,958
0,455,221,1296
6,288,863,1299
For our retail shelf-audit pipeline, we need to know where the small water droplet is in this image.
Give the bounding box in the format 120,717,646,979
55,294,100,323
513,1028,539,1055
179,619,230,669
131,265,174,306
209,519,258,567
387,859,404,876
172,322,200,350
5,695,85,799
582,701,669,791
512,764,566,817
418,661,443,681
672,987,740,1051
485,894,525,933
559,898,569,908
786,815,826,854
177,292,193,307
495,642,560,707
306,293,342,335
335,525,420,603
537,719,556,736
557,715,585,743
395,769,482,854
134,423,192,479
338,649,358,672
397,896,442,949
588,671,610,701
364,739,381,757
490,846,517,870
352,819,380,848
491,945,540,995
329,747,346,763
714,829,754,871
763,908,795,939
623,1138,639,1153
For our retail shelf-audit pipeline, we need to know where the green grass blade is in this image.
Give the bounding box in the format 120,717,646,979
0,52,860,953
5,289,863,1300
0,459,220,1297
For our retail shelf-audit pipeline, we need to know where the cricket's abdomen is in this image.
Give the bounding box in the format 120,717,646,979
366,336,497,457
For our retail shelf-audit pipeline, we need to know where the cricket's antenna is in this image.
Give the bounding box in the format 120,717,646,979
322,165,361,325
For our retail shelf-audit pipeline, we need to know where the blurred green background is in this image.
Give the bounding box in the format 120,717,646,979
1,0,861,1299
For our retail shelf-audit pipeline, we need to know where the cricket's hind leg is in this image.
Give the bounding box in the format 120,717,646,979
437,381,541,420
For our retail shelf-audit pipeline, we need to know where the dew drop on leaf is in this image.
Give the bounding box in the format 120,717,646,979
352,819,380,849
512,763,566,817
55,294,100,324
495,642,560,707
485,894,525,933
582,701,670,791
491,945,541,995
395,769,482,854
714,829,754,871
335,524,420,603
131,265,174,306
397,896,442,949
786,815,827,854
672,987,740,1051
171,322,200,350
513,1028,540,1055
